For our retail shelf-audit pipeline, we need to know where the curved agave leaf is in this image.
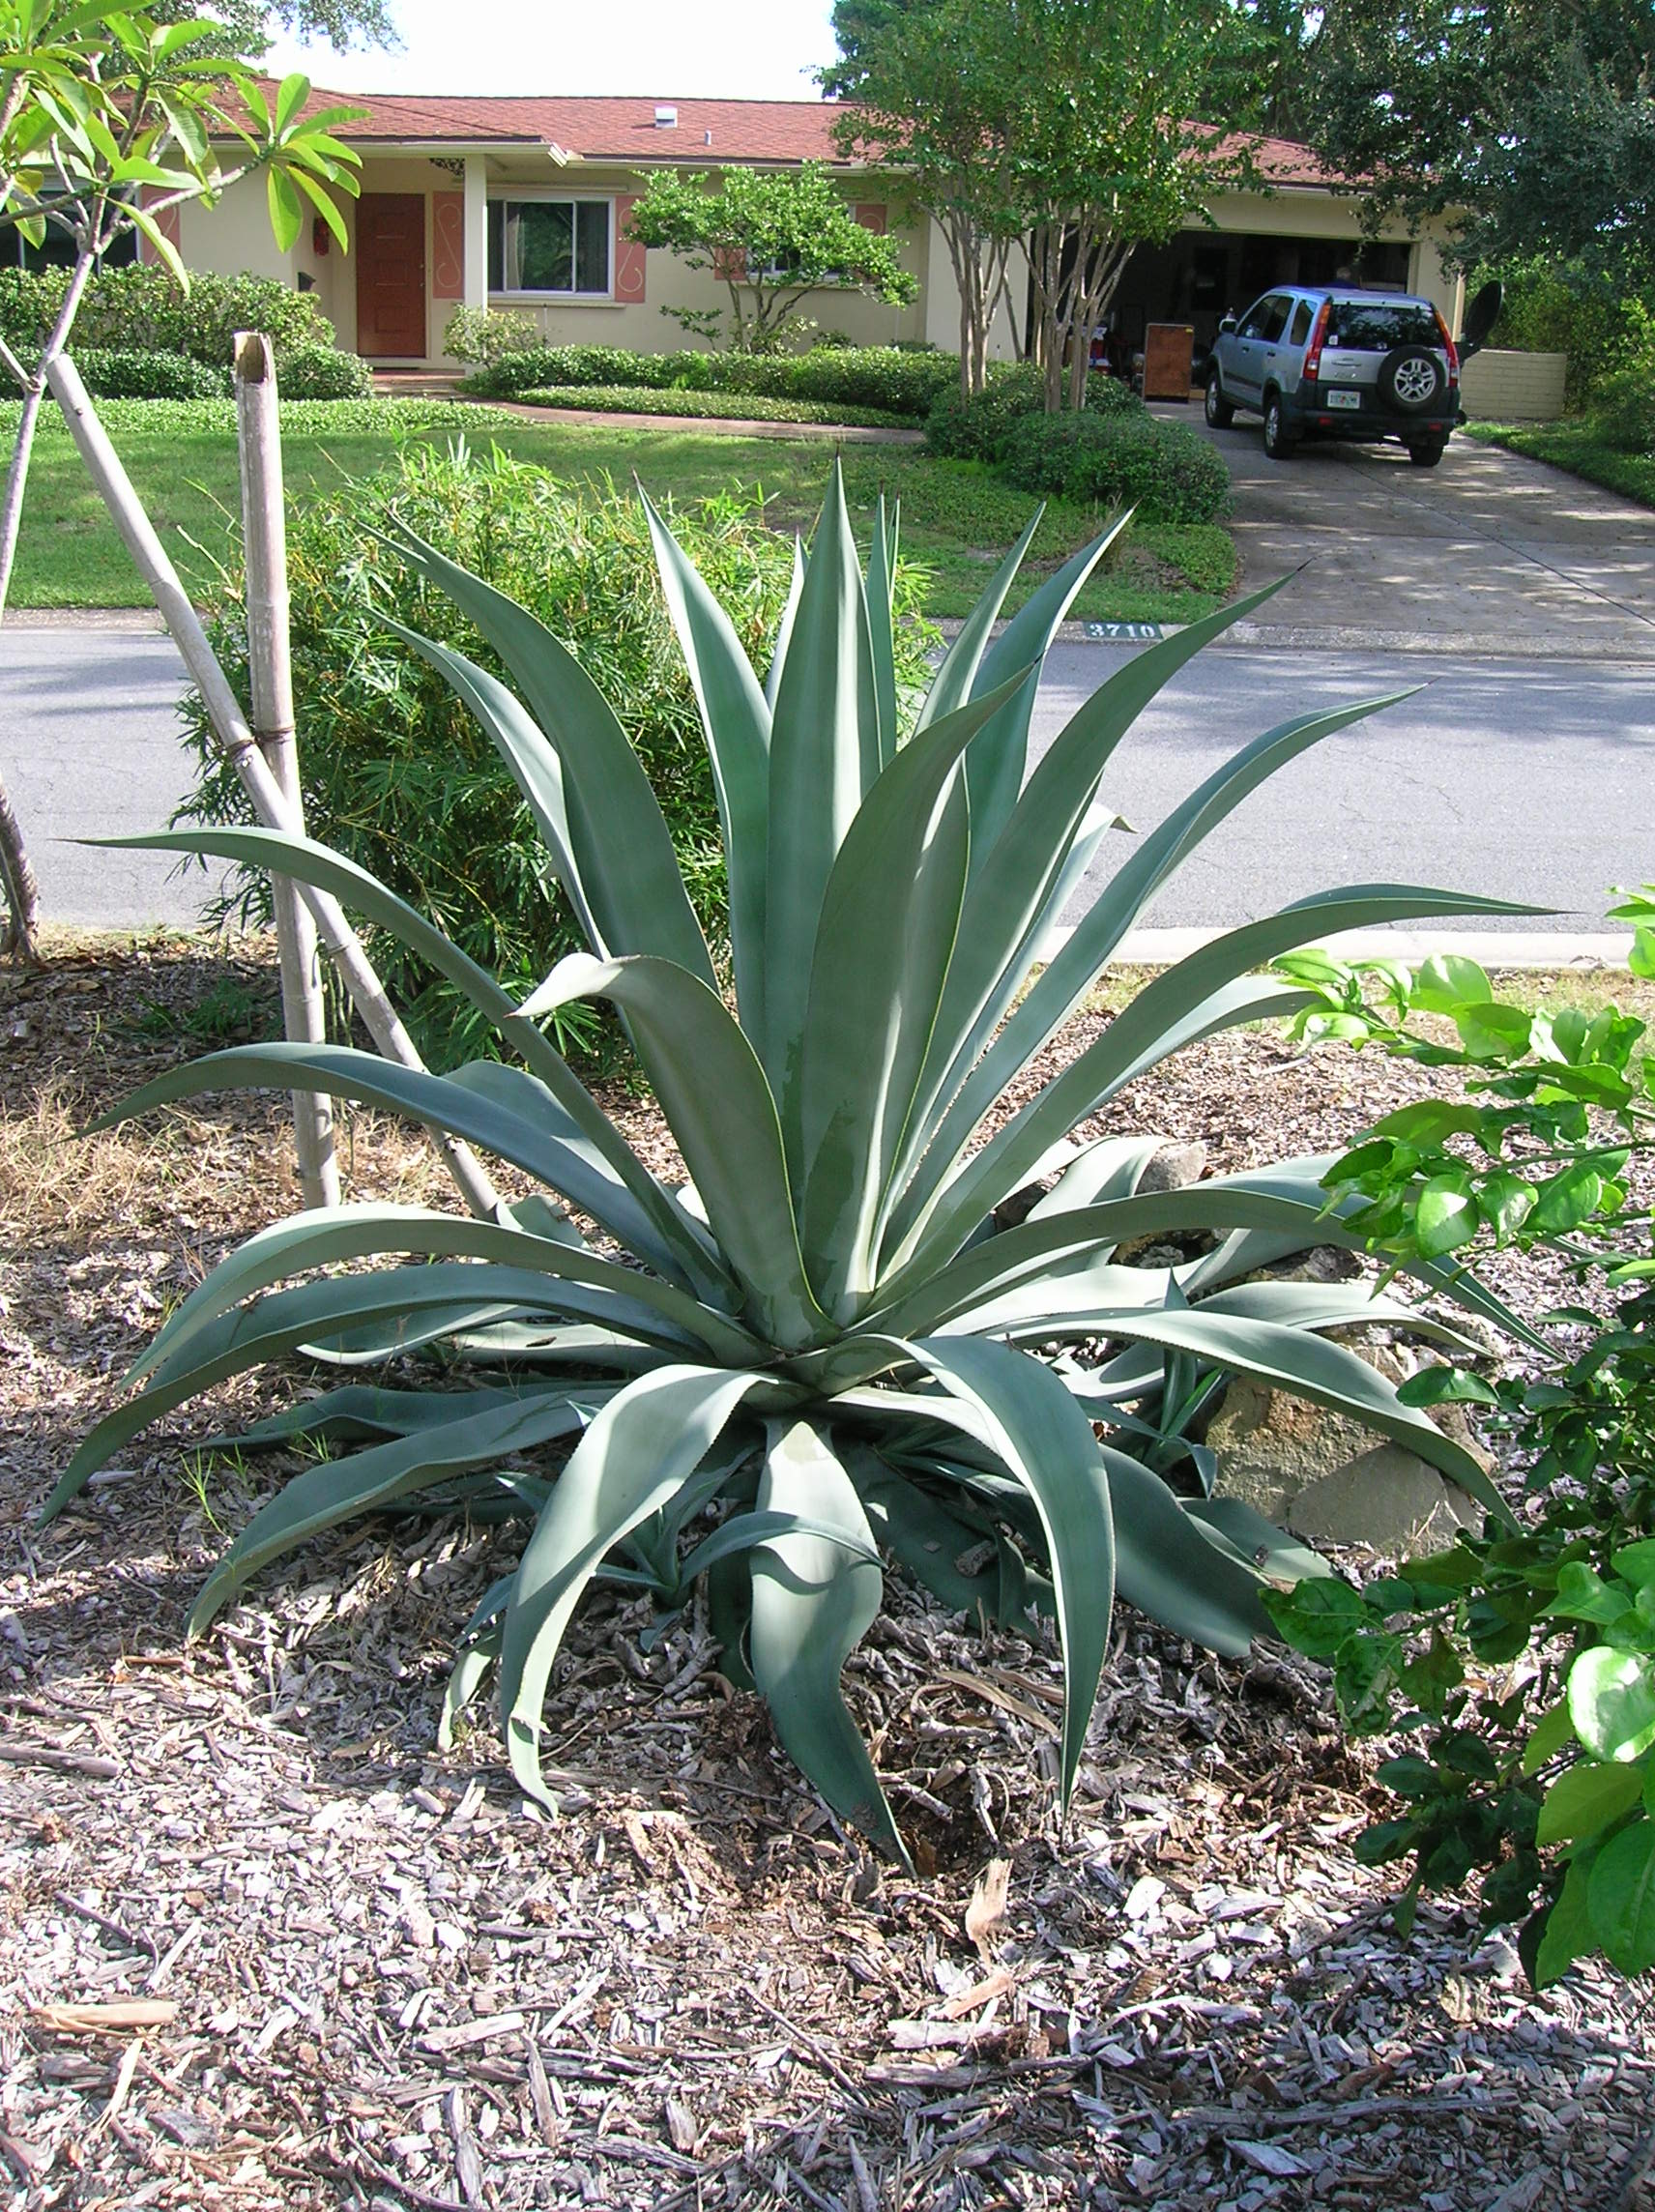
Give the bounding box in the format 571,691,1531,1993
1098,1445,1274,1653
89,1041,718,1295
915,506,1044,732
43,1265,595,1520
961,515,1142,861
890,881,1531,1282
90,828,731,1302
885,689,1415,1247
865,495,899,770
640,489,773,1049
797,670,1040,1309
1183,1496,1333,1586
764,463,880,1110
523,952,828,1351
767,534,807,710
1028,1133,1171,1221
498,1366,769,1806
131,1204,763,1389
189,1390,601,1635
222,1379,590,1451
384,522,716,986
748,1420,906,1859
851,1446,1032,1625
896,1337,1116,1807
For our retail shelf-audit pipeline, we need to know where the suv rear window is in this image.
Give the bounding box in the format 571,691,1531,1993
1327,301,1441,350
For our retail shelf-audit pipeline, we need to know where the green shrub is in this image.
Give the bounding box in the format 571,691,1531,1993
1267,929,1655,1984
74,347,231,400
509,384,910,429
1482,255,1644,406
465,346,707,397
1000,409,1232,525
174,446,935,1066
0,265,335,370
442,305,544,365
277,344,374,401
66,471,1510,1854
926,364,1144,464
718,345,957,418
467,341,954,420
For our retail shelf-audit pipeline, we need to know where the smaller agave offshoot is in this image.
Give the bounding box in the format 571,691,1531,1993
51,467,1526,1861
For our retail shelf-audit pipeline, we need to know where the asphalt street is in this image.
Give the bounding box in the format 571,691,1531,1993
5,624,1652,939
1031,641,1655,933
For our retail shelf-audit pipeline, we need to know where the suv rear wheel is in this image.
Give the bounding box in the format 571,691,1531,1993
1205,369,1234,428
1408,438,1446,468
1263,395,1296,460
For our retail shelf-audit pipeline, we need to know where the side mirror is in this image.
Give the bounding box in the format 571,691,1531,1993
1459,278,1501,363
1219,314,1237,335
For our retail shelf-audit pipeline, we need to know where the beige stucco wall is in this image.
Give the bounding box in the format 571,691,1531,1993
178,161,1464,370
1460,349,1568,422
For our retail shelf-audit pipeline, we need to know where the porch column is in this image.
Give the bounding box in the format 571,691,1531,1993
463,154,487,312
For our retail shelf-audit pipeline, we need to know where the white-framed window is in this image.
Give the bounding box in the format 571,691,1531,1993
487,196,612,297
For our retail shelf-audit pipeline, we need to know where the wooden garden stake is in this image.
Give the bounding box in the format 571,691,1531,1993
233,332,337,1210
43,352,504,1224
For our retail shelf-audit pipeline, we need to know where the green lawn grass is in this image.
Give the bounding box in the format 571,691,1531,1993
0,395,1234,621
1467,419,1655,510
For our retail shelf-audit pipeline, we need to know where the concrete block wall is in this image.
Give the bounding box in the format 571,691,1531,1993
1460,349,1568,422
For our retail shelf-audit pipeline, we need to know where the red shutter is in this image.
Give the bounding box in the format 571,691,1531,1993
613,193,647,303
854,202,887,235
136,186,183,266
711,245,745,281
431,192,464,299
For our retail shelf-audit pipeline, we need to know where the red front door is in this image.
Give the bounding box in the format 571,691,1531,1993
357,193,426,359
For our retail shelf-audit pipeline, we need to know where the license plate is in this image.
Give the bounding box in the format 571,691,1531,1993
1326,388,1362,410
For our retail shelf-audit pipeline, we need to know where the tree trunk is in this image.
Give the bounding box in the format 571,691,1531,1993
234,330,338,1212
44,352,505,1224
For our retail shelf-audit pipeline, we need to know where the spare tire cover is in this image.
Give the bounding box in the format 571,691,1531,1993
1379,346,1445,413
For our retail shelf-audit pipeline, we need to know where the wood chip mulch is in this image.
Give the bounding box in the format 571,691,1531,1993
2,936,1652,2212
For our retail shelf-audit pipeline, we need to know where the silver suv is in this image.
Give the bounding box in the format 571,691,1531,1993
1205,287,1464,467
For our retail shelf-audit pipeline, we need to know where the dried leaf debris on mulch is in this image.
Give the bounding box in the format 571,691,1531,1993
2,937,1652,2212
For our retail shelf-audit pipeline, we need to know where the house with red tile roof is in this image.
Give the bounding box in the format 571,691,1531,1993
147,92,1464,370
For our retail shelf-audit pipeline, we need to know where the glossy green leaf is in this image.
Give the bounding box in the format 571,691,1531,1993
1570,1647,1655,1761
1587,1819,1655,1975
1536,1760,1645,1846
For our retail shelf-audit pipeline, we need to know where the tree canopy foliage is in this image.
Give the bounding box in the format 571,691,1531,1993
828,0,1266,405
625,162,916,353
1301,0,1655,277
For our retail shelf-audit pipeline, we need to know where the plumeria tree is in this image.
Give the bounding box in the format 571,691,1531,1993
0,1,362,959
625,161,916,353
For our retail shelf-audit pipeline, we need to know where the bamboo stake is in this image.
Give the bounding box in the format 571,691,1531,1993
44,353,502,1223
233,331,337,1211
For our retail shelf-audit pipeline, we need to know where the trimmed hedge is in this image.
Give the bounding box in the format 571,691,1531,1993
75,348,230,400
277,344,375,400
1000,408,1231,525
509,384,911,429
0,266,336,369
464,341,956,421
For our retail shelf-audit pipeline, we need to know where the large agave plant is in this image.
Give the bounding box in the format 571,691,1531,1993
52,471,1526,1858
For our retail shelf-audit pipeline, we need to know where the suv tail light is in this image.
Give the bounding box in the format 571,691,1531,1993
1302,299,1331,382
1434,308,1461,385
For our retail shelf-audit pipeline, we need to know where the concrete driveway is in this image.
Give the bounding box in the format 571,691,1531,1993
1164,407,1655,660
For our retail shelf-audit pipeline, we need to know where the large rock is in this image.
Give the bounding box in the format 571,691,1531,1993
1205,1368,1486,1555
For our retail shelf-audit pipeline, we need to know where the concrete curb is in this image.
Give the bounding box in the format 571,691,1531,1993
935,615,1655,661
1088,927,1637,971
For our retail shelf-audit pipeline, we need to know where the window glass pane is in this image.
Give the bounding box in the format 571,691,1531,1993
514,202,573,293
1328,301,1439,349
1289,300,1313,345
1262,297,1291,343
487,203,505,292
575,200,609,293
